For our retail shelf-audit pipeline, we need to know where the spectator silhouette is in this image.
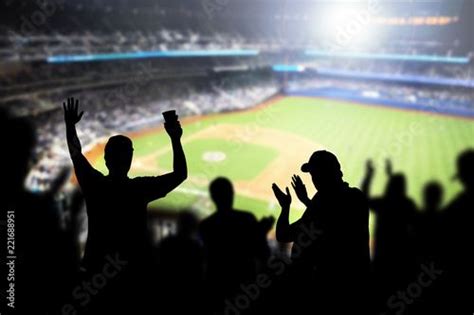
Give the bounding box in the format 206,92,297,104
422,181,444,212
361,159,417,312
63,97,187,313
159,211,205,314
415,181,444,263
408,181,445,314
0,109,35,206
273,150,370,314
442,149,474,313
0,110,74,314
199,177,273,314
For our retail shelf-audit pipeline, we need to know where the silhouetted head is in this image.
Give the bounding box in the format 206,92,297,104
301,150,343,191
454,149,474,191
104,135,133,178
209,177,234,211
0,110,36,198
423,181,443,212
177,211,199,237
385,173,407,198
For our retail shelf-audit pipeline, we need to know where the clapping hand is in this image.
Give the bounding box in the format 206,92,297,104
291,174,311,207
272,183,291,209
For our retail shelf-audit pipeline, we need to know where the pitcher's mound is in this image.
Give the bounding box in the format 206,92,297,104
202,151,226,162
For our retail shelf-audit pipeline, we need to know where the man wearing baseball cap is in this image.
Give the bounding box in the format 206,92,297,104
272,150,370,314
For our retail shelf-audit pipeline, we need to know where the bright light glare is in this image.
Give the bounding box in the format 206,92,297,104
317,5,380,51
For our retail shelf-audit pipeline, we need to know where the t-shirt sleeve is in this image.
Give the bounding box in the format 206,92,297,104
133,176,169,202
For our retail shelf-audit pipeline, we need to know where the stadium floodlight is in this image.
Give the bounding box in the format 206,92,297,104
319,5,359,31
316,3,381,51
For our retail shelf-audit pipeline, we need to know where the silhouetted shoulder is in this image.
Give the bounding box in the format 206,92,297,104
198,213,217,238
199,213,217,226
75,165,104,193
346,186,369,207
132,176,169,200
406,197,417,211
348,186,367,200
341,187,369,223
444,193,473,225
233,209,258,223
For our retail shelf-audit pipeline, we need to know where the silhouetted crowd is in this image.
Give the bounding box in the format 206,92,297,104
1,100,473,315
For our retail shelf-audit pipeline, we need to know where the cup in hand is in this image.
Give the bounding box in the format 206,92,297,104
162,110,178,124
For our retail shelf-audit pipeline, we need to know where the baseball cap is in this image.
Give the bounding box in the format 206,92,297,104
301,150,341,173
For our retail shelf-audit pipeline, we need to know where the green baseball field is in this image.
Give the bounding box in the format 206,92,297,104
89,96,474,223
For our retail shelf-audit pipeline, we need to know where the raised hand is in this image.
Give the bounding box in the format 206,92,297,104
291,175,311,207
272,183,291,208
366,159,375,176
63,97,84,126
164,120,183,141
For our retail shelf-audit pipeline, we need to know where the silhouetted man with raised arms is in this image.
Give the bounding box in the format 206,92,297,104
273,150,370,314
362,159,418,312
63,97,187,313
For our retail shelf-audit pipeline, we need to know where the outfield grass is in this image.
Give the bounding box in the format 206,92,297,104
93,96,474,222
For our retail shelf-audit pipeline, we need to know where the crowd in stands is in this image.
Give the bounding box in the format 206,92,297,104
304,59,474,81
3,24,471,61
0,29,251,62
1,0,472,75
286,77,474,111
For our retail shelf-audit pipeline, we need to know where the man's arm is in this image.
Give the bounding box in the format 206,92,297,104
169,119,187,177
361,159,385,211
141,118,187,200
63,98,98,181
361,159,374,197
272,183,296,242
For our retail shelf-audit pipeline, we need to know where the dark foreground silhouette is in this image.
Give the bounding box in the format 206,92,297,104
362,159,418,312
272,150,370,314
63,98,187,314
158,211,205,314
1,110,77,314
199,177,274,314
441,150,474,314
